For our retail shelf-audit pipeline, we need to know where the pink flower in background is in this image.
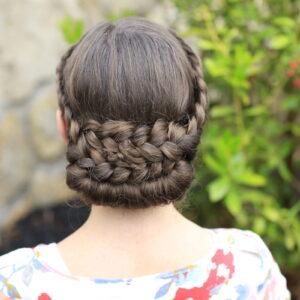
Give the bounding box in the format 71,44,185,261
287,58,300,89
292,79,300,88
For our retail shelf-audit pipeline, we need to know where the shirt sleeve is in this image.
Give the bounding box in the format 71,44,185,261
0,248,33,300
246,231,291,300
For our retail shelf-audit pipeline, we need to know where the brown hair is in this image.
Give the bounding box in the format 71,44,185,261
56,17,208,209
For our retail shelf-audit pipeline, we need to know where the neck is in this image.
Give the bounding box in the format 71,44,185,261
76,203,186,242
57,202,214,280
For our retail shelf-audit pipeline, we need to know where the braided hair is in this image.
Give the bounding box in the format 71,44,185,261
56,17,208,208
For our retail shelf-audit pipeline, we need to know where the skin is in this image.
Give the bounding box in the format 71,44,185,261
56,109,215,279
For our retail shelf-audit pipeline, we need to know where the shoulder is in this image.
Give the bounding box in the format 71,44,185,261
0,246,39,299
211,228,274,277
212,228,291,299
0,247,34,269
213,227,272,255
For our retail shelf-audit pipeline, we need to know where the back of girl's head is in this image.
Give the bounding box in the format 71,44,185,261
56,16,207,209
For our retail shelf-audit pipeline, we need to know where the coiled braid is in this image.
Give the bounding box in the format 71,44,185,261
56,43,77,127
168,30,208,130
56,18,208,208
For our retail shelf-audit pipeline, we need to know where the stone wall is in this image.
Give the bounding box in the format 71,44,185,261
0,0,179,228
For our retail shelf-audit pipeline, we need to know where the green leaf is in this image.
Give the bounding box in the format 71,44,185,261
245,105,268,116
224,188,241,215
278,161,292,182
229,152,246,180
208,177,230,202
181,28,203,37
269,35,290,50
203,154,225,174
242,189,275,205
240,91,250,105
237,169,266,186
204,58,228,77
284,230,296,250
210,105,234,118
263,207,281,222
197,39,216,50
273,17,295,29
253,216,267,234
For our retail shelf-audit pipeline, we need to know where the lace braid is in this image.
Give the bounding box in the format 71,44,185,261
56,44,77,125
56,19,208,208
168,29,208,130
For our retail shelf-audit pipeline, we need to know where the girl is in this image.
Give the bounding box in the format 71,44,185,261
0,17,290,300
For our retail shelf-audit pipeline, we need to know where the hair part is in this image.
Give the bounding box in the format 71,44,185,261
56,17,208,209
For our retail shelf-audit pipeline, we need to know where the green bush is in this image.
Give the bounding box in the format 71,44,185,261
172,0,300,275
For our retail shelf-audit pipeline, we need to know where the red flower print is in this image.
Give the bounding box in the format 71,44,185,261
38,293,52,300
0,291,14,300
173,249,235,300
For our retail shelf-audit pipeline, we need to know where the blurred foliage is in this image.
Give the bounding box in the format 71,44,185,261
171,0,300,272
59,1,300,283
58,10,137,43
59,16,85,44
108,9,136,22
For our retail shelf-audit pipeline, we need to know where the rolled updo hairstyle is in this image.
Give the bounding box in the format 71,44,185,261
56,17,208,209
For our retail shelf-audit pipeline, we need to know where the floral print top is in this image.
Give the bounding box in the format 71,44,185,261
0,228,290,300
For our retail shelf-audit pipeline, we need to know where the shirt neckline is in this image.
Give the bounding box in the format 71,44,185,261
35,228,220,284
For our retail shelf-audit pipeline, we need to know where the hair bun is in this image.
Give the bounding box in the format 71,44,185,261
65,117,200,208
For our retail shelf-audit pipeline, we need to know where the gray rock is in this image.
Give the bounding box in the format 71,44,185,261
0,112,33,205
29,88,65,161
0,0,84,105
27,165,75,208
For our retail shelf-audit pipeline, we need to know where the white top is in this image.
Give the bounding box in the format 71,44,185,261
0,228,290,300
